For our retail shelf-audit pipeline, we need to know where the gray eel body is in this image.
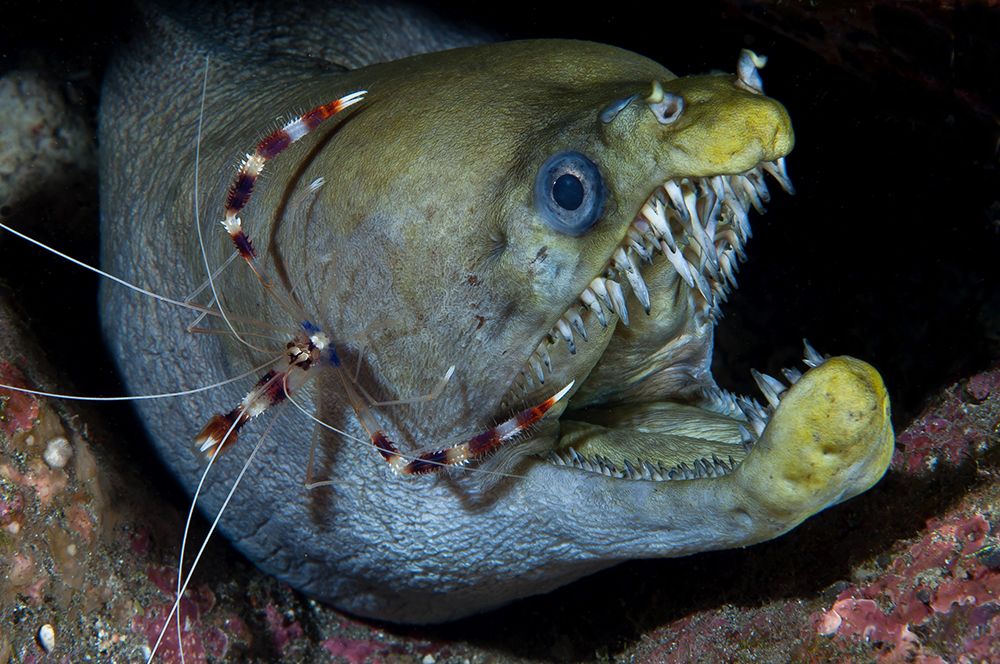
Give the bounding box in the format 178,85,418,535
100,2,893,623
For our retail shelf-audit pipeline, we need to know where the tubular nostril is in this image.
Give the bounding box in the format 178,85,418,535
645,81,685,126
736,49,767,94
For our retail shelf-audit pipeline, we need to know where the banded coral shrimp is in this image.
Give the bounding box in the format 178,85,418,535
0,56,572,662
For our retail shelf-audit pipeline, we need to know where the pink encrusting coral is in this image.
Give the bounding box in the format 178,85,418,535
321,637,389,664
132,566,234,663
813,512,999,661
0,363,39,437
892,369,998,475
264,603,305,653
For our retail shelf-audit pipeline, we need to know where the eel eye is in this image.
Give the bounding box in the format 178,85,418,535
535,151,606,236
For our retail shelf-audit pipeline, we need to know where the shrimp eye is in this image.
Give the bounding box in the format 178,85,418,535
535,151,606,236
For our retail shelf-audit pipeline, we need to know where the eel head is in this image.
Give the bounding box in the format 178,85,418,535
270,40,894,526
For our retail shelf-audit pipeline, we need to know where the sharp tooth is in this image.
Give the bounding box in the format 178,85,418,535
539,346,552,371
709,175,726,199
781,366,803,384
565,308,588,341
659,238,695,288
643,460,663,481
642,199,676,249
683,189,703,237
579,288,607,327
713,280,728,304
699,186,721,246
628,224,654,263
632,217,653,236
606,278,630,326
623,458,638,478
692,270,714,309
751,369,786,408
715,227,746,261
703,458,717,478
529,354,545,383
630,214,656,248
517,368,531,390
683,189,721,280
719,174,738,200
746,167,771,203
683,245,714,308
694,237,721,281
613,247,632,274
589,277,614,314
724,190,750,243
762,157,795,194
719,252,739,288
621,250,650,314
736,212,752,244
740,395,769,423
663,180,688,222
555,318,576,354
737,174,765,213
802,339,825,368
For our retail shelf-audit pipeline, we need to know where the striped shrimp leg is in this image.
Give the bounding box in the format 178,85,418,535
220,91,367,272
371,381,575,475
194,326,327,457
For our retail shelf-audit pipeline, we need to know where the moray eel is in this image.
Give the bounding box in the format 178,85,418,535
99,4,894,622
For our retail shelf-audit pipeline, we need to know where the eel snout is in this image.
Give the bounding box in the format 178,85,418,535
734,355,895,536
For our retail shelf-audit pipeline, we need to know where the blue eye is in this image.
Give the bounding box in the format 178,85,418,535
535,151,606,236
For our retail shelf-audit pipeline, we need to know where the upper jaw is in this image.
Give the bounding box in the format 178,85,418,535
496,156,795,479
507,156,793,400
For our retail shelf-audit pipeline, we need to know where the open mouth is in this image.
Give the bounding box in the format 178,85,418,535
505,158,803,481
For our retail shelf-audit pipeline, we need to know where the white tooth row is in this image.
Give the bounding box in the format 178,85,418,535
705,338,829,442
517,158,793,392
543,341,828,480
547,448,737,482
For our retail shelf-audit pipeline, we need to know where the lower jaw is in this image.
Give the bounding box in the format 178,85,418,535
546,340,829,483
